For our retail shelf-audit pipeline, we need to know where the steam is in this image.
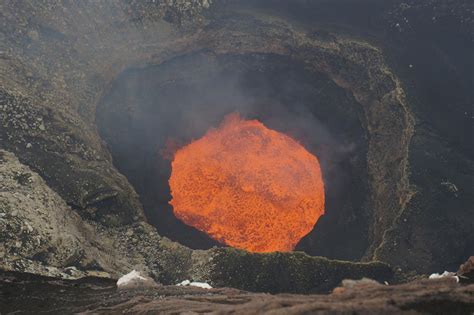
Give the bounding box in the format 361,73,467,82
102,52,357,164
97,51,366,249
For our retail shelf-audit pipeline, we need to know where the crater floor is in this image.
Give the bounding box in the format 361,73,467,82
1,271,473,314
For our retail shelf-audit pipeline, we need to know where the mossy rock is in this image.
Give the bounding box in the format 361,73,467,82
207,248,393,293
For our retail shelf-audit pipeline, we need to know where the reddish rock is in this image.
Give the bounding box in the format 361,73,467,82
458,256,474,284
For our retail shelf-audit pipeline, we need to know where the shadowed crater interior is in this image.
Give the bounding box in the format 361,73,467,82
97,52,370,260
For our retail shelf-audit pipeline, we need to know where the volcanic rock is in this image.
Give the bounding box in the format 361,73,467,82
117,270,160,290
458,257,474,284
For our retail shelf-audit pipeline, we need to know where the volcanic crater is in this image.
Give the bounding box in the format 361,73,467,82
1,0,473,306
97,51,372,260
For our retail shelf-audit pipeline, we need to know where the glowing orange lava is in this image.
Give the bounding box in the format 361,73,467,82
169,114,325,252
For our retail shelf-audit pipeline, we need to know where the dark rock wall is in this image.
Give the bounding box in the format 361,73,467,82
373,0,474,273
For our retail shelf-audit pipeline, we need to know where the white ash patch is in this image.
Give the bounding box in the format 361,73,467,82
429,271,459,283
177,279,212,289
117,270,159,289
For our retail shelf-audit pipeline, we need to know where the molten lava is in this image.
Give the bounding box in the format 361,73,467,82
169,114,325,252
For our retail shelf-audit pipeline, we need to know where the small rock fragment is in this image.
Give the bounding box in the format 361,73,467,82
341,278,381,289
117,270,159,289
429,271,459,282
177,279,213,289
457,256,474,284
